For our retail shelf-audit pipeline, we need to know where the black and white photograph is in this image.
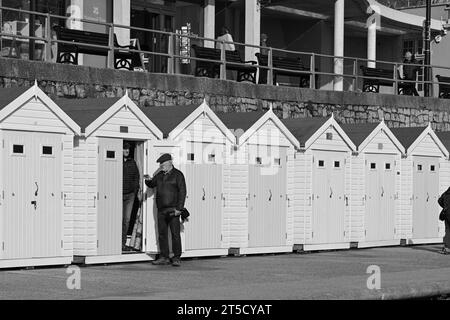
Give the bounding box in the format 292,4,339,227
0,0,449,310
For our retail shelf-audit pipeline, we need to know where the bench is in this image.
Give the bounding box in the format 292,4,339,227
255,53,311,87
360,66,417,95
191,44,257,83
53,25,142,71
436,75,450,99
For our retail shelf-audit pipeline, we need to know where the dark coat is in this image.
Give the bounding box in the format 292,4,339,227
438,187,450,248
123,158,140,194
144,167,186,211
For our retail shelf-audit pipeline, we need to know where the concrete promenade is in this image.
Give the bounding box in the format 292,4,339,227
0,244,449,300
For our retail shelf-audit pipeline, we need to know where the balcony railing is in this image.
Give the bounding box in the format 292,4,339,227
1,5,450,99
377,0,450,9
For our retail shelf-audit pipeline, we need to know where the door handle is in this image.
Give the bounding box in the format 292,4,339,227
202,187,205,201
345,196,349,206
34,182,39,196
268,189,272,201
31,200,37,210
329,187,333,198
286,195,290,207
426,192,429,202
381,186,384,197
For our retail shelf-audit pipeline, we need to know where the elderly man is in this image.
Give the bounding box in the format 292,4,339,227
144,153,186,266
122,142,140,251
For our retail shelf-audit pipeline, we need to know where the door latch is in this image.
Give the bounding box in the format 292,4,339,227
31,200,37,210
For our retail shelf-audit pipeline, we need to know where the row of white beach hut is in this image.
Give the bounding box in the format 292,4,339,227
0,83,448,268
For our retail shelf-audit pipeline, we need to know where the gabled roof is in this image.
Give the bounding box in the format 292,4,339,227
281,117,329,147
0,83,81,135
57,94,162,139
141,100,236,143
216,111,266,132
340,122,379,147
436,131,450,155
140,104,200,138
342,121,404,153
389,126,427,150
57,97,120,131
392,125,448,157
217,109,299,148
0,87,29,110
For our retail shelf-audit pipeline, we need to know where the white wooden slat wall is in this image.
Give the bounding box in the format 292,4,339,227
394,155,402,240
439,159,450,238
286,147,296,246
348,154,365,242
62,134,74,257
223,145,248,249
399,157,413,239
72,137,98,256
344,153,352,241
0,131,2,260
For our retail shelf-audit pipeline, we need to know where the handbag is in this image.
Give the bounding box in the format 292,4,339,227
439,208,447,221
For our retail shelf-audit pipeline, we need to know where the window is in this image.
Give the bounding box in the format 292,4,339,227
13,144,24,154
208,154,216,162
120,126,128,133
417,164,423,171
274,158,281,166
187,153,194,161
385,163,391,170
370,163,376,169
318,160,325,167
378,143,383,150
106,150,116,159
334,161,340,168
430,165,436,172
42,146,53,155
256,157,262,165
326,132,333,140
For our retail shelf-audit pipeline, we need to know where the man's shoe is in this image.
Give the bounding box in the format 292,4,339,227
172,258,181,267
152,257,170,265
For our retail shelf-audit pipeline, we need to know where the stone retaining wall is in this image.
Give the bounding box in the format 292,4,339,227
1,57,450,131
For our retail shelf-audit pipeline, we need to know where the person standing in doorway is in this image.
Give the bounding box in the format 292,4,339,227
438,187,450,255
122,142,140,251
144,153,186,267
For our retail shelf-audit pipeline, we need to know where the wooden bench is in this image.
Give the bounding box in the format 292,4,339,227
53,25,142,71
360,66,416,95
436,75,450,98
255,53,311,87
191,44,257,83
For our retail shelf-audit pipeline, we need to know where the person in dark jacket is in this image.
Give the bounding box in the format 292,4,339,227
438,187,450,255
144,153,186,266
122,142,140,251
399,51,420,96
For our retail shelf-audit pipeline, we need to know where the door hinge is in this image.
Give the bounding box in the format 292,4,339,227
61,142,64,151
248,234,250,240
2,190,4,200
2,139,4,149
2,242,4,251
146,148,148,156
311,232,314,238
365,230,367,236
344,231,346,237
144,238,147,246
221,234,223,241
61,192,63,200
312,156,314,163
394,228,397,234
61,240,63,248
97,146,100,154
97,240,99,248
285,233,287,239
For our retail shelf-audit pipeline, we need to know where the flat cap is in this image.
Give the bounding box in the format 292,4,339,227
157,153,172,163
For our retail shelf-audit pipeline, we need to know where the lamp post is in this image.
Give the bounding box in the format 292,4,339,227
424,0,431,97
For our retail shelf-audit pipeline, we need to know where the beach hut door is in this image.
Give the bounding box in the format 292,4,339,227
97,138,123,255
2,131,63,259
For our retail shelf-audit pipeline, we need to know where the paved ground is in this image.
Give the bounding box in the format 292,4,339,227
1,244,450,300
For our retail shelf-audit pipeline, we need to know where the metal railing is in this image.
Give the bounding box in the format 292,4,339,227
1,5,450,98
377,0,450,9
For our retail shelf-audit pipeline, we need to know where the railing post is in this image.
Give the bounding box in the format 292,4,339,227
310,53,315,89
268,47,273,85
45,13,52,62
167,33,174,74
220,41,225,80
353,58,358,92
107,23,114,69
393,63,398,95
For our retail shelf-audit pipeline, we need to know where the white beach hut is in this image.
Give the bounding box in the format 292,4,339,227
58,93,163,264
342,121,405,248
217,108,299,255
141,100,236,258
281,115,356,252
0,83,80,268
392,125,449,245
